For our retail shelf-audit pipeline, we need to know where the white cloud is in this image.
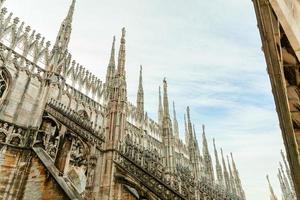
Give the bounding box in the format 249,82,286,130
5,0,285,199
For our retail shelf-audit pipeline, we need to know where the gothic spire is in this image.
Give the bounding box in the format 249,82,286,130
227,155,236,194
193,124,201,156
54,0,76,51
213,139,224,187
221,148,230,191
117,28,126,77
158,86,163,125
161,78,175,174
106,36,116,85
184,114,189,144
278,168,289,200
279,162,292,197
231,153,246,199
186,106,194,146
193,125,198,145
202,125,214,182
267,175,278,200
281,150,294,188
173,101,179,138
50,0,76,73
136,65,144,118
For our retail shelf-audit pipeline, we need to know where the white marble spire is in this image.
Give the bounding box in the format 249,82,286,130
267,175,278,200
105,36,116,85
54,0,76,51
221,148,230,191
213,139,224,187
172,101,179,138
202,125,214,182
231,153,246,199
136,65,144,118
158,86,163,126
117,28,126,77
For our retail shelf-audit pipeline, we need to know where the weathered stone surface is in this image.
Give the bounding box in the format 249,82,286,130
0,145,69,200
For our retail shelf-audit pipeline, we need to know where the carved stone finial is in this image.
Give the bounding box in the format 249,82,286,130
25,26,31,33
1,7,7,15
13,17,19,24
0,0,6,9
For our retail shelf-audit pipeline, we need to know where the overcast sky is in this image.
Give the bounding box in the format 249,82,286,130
5,0,285,199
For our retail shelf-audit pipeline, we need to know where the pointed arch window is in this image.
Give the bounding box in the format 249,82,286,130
0,68,9,102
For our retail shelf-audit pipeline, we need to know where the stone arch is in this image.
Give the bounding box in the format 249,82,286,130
0,67,11,105
34,116,60,154
42,116,60,130
115,173,150,200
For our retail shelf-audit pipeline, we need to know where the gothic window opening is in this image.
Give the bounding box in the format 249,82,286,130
35,117,59,159
0,68,9,103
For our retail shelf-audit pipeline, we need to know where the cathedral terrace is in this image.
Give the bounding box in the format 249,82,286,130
0,0,247,199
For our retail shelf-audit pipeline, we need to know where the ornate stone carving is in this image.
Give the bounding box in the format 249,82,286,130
0,67,8,100
45,99,105,150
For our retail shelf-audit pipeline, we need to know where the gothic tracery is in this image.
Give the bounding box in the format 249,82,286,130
0,68,8,102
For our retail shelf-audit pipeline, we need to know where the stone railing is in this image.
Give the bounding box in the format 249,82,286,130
117,134,244,200
0,43,47,79
115,144,185,200
46,99,105,149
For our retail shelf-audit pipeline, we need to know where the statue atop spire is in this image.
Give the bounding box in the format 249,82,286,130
136,65,144,118
213,139,224,187
172,101,179,138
